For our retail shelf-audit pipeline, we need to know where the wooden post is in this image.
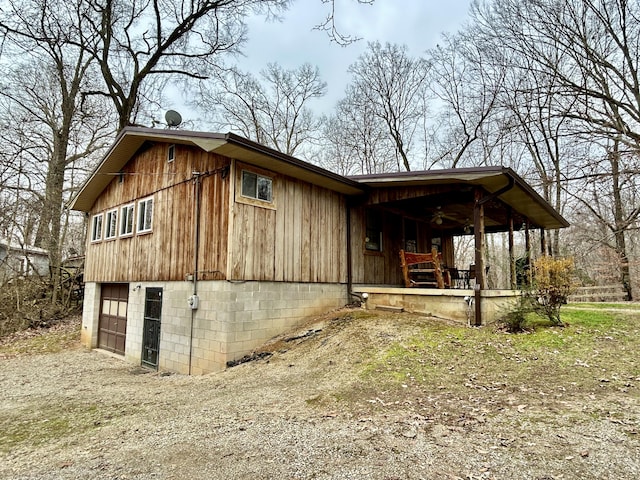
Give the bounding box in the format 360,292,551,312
525,221,532,286
508,210,516,289
473,189,485,326
540,228,547,256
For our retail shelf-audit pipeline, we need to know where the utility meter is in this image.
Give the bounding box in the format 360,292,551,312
188,294,199,310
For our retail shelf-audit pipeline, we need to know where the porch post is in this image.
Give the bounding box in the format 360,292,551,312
525,221,532,285
508,209,516,289
473,189,485,326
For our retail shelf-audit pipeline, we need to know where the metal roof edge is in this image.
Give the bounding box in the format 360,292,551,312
223,132,365,193
499,167,570,228
69,128,367,211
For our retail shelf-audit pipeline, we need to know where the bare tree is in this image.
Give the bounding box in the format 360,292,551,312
428,33,505,168
472,0,640,150
198,63,326,156
75,0,289,130
0,0,114,302
314,0,375,46
470,0,640,297
320,87,396,175
345,42,430,171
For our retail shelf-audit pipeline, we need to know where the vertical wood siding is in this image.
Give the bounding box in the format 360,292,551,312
350,207,448,286
85,144,230,282
229,163,347,283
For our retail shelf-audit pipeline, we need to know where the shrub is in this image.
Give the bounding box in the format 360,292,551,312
498,294,532,332
531,255,577,326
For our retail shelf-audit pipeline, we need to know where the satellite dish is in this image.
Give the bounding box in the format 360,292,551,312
165,110,182,127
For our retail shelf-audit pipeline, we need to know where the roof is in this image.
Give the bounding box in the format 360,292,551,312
69,128,568,230
0,238,48,256
69,127,365,211
349,167,569,230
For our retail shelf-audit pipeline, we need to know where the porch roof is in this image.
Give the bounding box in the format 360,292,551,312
349,166,569,231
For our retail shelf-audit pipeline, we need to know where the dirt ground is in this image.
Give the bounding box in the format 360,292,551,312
1,309,639,480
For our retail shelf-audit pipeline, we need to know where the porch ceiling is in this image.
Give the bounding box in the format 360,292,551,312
350,167,569,231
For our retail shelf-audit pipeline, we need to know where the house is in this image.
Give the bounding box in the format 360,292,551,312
70,127,568,374
0,239,49,283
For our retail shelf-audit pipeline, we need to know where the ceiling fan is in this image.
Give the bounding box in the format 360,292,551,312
431,206,453,225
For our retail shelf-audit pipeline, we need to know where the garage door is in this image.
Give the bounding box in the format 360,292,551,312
98,283,129,355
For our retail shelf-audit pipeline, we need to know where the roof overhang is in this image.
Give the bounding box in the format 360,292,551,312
69,127,365,212
70,128,568,231
349,167,569,230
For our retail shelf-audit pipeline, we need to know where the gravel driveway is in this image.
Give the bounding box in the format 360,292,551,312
1,312,639,479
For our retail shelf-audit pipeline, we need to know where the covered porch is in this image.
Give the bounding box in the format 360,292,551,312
348,166,569,325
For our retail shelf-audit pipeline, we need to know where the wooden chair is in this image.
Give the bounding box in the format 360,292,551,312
399,247,451,289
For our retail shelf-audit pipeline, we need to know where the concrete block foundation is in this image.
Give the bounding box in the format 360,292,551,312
81,280,348,375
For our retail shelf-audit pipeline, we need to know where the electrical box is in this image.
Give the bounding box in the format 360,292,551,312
188,294,199,310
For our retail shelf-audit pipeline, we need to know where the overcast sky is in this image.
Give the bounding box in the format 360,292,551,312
179,0,472,121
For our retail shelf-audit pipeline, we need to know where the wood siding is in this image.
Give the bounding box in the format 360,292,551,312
228,162,348,283
85,143,230,282
350,207,404,285
350,206,453,286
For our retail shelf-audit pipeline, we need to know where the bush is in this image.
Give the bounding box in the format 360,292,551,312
499,256,576,332
498,295,532,332
0,276,80,337
531,256,576,326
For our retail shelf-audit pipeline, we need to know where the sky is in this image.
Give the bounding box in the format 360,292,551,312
178,0,472,121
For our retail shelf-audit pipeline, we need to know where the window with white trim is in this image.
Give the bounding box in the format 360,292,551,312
120,203,135,237
105,209,118,239
168,144,175,163
137,197,153,234
91,214,103,242
241,170,273,203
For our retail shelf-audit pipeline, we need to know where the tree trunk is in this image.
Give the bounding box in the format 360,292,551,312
610,140,632,300
33,132,68,304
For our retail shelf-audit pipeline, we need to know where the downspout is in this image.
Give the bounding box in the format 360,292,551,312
189,172,203,375
345,198,366,304
473,174,516,326
345,199,358,303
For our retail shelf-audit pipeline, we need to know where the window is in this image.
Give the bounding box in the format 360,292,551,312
137,197,153,234
120,203,135,237
91,214,103,242
105,209,118,239
365,209,382,252
404,219,417,253
167,144,175,163
241,170,273,203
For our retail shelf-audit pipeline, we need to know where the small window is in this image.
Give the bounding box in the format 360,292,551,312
167,144,175,163
404,219,417,253
365,209,382,252
105,209,118,239
120,203,135,237
137,197,153,234
91,214,103,242
241,170,272,202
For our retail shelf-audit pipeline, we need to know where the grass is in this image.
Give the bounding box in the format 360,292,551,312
0,318,80,357
566,302,640,310
0,402,143,454
353,306,640,424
